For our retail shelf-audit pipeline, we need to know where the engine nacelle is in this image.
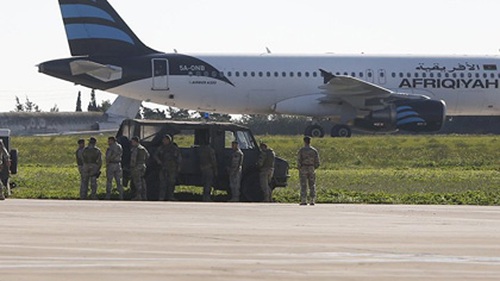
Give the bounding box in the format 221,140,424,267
354,99,446,132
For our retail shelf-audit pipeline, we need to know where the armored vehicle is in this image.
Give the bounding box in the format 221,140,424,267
116,119,289,201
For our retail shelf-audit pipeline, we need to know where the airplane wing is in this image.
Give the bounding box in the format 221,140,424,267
318,69,429,108
69,60,123,82
319,69,392,98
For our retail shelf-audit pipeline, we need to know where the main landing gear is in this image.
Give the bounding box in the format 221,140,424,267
304,124,352,138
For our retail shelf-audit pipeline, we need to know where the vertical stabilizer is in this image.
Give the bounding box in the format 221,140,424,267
58,0,157,57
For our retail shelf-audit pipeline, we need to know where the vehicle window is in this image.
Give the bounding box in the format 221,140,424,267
236,130,256,150
140,125,164,142
225,131,236,148
174,130,196,147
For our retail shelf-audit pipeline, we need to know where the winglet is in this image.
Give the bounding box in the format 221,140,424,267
319,69,336,84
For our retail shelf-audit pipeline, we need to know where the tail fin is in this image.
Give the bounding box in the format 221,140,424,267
59,0,157,57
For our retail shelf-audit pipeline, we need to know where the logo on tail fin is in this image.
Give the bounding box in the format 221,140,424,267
59,0,156,57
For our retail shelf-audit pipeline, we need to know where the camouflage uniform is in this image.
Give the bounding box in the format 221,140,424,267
297,144,320,205
199,145,217,202
228,147,244,201
75,142,85,198
154,142,182,201
81,143,102,200
0,145,10,200
130,143,150,200
257,146,275,202
106,142,123,200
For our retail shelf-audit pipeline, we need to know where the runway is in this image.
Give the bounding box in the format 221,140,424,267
0,200,499,280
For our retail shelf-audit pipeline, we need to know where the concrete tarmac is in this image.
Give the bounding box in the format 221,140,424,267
0,200,499,281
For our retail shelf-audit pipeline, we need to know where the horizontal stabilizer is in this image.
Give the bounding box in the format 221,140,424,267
105,96,142,120
70,60,122,82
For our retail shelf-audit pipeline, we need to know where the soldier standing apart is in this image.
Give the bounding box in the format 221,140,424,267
257,142,275,202
154,135,181,201
106,136,124,200
81,137,102,200
297,136,320,206
0,140,11,200
75,139,85,198
130,136,150,201
228,141,244,202
199,143,217,202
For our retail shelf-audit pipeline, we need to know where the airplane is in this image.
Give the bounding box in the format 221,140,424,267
0,95,141,136
38,0,500,138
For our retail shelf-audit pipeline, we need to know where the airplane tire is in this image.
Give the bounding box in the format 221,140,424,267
304,125,325,138
331,125,352,138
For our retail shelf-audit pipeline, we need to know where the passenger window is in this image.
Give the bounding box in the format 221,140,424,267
289,72,294,77
359,72,364,78
258,72,263,77
274,72,279,77
297,72,302,77
266,72,271,77
399,73,403,78
282,72,286,77
243,72,247,77
235,71,240,77
391,72,396,78
227,72,232,77
251,71,255,77
312,72,317,77
305,72,310,77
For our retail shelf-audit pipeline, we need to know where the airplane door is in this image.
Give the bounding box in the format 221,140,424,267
152,59,169,91
378,69,387,85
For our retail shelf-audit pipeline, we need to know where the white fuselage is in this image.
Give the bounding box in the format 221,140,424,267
110,54,500,117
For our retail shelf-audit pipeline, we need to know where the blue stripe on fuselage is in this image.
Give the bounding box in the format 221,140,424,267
61,4,115,22
65,24,135,45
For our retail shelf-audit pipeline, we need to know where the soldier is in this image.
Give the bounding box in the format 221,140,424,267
154,135,181,201
106,136,124,200
81,137,102,200
256,142,275,202
130,136,150,201
199,143,217,202
75,139,85,195
228,140,244,202
0,140,11,200
297,136,320,206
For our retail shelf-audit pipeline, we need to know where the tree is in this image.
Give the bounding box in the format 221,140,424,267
50,104,60,112
97,100,112,112
141,106,167,120
76,91,82,112
14,96,42,112
167,107,192,120
87,89,98,112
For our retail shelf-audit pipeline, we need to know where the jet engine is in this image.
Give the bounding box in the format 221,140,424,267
354,99,446,132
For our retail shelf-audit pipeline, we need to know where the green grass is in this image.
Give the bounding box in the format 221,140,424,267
8,135,500,205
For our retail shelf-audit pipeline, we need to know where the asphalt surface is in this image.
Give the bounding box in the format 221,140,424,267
1,200,499,281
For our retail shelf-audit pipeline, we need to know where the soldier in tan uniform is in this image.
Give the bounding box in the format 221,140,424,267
75,139,85,193
199,143,217,202
154,135,182,201
297,136,320,206
257,142,275,202
0,140,10,200
228,141,244,202
106,136,124,200
81,137,102,200
130,136,150,201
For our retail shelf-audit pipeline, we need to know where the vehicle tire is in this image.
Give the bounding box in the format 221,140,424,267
9,149,18,175
331,125,352,138
304,125,325,138
240,171,263,202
